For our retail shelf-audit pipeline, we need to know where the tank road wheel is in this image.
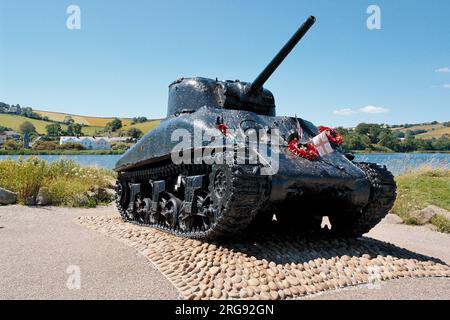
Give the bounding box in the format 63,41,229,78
179,192,214,232
328,163,397,237
159,194,181,228
196,193,216,229
115,177,130,221
135,196,151,224
209,165,232,218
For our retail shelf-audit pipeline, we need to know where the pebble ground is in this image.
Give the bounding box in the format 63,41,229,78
78,216,450,300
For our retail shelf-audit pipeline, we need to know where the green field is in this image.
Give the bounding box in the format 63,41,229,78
125,119,161,132
35,110,161,134
0,114,102,135
0,112,160,136
35,110,134,127
392,123,450,139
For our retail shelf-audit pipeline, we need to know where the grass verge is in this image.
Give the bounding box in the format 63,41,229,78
0,156,115,207
391,168,450,233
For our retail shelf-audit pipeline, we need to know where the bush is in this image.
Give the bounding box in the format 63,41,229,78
4,140,21,150
111,142,132,151
0,157,115,207
431,215,450,233
32,141,59,150
58,142,86,150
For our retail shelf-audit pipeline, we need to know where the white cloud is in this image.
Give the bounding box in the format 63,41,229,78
444,84,450,89
333,108,355,116
435,67,450,73
359,105,390,114
333,105,390,116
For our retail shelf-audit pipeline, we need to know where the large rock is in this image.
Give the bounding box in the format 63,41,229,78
409,205,450,224
91,186,115,202
0,187,17,205
381,214,403,225
36,188,50,206
25,196,36,206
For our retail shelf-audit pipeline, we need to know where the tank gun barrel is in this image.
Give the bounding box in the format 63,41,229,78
248,16,316,95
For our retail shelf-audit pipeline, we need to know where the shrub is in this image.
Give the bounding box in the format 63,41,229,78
431,215,450,233
58,142,86,150
0,157,115,207
32,140,59,150
4,140,21,150
111,142,132,151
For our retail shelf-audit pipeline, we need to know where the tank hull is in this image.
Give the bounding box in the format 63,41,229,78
115,107,372,220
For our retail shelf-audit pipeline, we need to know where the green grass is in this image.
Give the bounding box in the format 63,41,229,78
391,168,450,232
35,110,134,127
122,119,161,133
431,215,450,233
392,122,450,140
0,157,115,207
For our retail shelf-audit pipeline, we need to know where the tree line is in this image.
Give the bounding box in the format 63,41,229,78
336,123,450,152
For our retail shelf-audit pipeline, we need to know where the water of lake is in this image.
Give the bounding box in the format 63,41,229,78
0,153,448,176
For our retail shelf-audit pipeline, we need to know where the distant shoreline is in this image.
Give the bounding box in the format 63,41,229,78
0,149,126,155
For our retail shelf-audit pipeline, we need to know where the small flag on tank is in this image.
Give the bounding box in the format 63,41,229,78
312,131,334,156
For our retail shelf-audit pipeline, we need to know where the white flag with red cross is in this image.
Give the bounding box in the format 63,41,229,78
312,131,334,156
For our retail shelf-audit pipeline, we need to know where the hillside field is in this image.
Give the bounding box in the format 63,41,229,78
392,123,450,139
0,112,160,136
35,110,134,127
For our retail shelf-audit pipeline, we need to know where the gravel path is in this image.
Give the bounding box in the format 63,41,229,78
0,205,449,300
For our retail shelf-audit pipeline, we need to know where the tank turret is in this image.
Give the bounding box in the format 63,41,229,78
167,16,316,117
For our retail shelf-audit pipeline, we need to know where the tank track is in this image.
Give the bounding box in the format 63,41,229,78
115,163,269,240
329,162,397,237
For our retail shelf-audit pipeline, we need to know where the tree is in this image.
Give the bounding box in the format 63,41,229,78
355,123,383,144
106,118,122,132
46,123,63,137
19,121,36,135
63,116,75,125
131,116,148,124
66,123,83,136
393,131,405,139
343,133,371,151
400,136,418,152
126,127,143,139
378,130,398,151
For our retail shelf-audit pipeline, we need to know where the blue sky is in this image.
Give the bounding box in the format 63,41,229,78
0,0,449,127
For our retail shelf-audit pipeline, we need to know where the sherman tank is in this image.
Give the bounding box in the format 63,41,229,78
114,16,396,239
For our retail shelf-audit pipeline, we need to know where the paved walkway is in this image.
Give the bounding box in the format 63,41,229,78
1,205,448,299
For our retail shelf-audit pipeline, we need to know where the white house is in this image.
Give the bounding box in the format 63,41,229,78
60,136,111,150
